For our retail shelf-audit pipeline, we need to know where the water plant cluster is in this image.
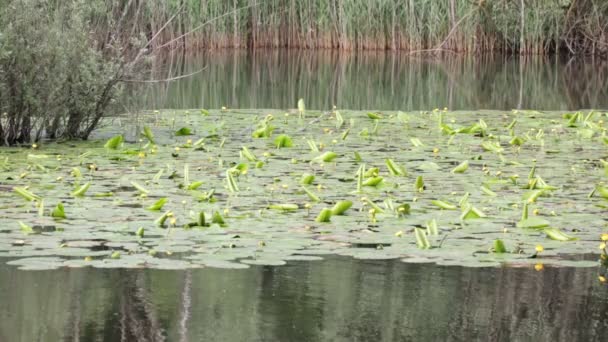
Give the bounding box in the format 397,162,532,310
1,106,607,270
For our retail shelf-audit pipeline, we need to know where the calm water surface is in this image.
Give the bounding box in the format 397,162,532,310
3,52,608,341
1,256,607,342
135,51,608,111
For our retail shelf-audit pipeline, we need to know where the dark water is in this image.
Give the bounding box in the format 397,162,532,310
1,256,607,342
135,51,608,111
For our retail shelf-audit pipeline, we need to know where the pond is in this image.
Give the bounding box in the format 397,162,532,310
2,52,608,341
136,51,608,111
1,255,608,341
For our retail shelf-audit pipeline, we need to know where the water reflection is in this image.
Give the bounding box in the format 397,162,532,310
1,256,607,341
134,51,608,111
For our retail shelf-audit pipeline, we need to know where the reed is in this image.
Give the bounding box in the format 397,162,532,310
117,0,608,56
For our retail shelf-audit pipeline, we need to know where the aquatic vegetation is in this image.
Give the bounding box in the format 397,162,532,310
0,109,606,270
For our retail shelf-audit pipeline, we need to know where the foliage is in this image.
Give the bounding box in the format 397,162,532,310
0,0,148,145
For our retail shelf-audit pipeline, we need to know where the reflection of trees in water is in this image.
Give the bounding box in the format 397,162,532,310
2,258,608,341
62,269,166,342
131,51,608,111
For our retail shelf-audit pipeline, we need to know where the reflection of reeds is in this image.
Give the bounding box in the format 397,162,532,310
132,51,608,111
117,1,607,55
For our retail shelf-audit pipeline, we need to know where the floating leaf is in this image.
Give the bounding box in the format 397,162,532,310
517,217,550,229
543,228,578,241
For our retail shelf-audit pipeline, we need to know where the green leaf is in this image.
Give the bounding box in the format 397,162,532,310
385,159,406,176
543,228,578,241
367,112,382,119
430,199,458,210
136,227,145,238
414,228,431,249
363,176,383,187
142,126,155,144
300,173,315,185
154,211,173,227
331,200,353,215
426,219,438,236
19,221,33,234
451,160,469,173
517,217,550,229
480,185,497,197
460,205,486,220
315,208,332,223
187,181,204,190
414,176,424,192
212,211,226,226
356,164,365,192
481,140,503,154
301,186,321,202
13,187,41,201
130,181,149,195
241,146,257,161
175,127,193,136
226,170,239,193
104,135,123,150
51,203,66,219
147,198,168,211
268,203,299,211
71,182,91,197
318,151,338,163
493,239,507,253
274,134,293,148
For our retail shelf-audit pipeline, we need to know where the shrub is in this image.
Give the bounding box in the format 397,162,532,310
0,0,145,145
